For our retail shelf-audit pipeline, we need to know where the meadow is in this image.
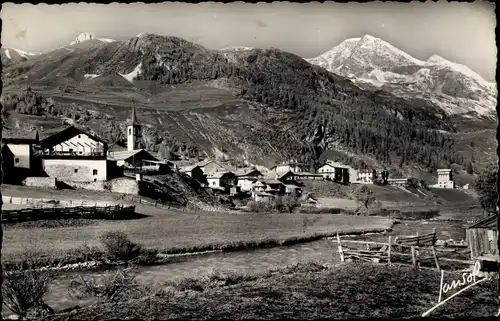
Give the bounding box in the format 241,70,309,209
42,262,498,320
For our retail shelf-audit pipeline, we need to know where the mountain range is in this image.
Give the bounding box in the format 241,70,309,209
1,32,496,182
306,35,497,118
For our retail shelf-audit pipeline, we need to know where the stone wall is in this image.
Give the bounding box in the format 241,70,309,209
63,177,140,195
23,177,58,189
42,159,108,182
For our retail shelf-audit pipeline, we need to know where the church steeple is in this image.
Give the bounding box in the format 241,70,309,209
127,105,142,151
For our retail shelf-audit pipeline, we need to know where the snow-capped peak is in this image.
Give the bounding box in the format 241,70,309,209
70,32,116,46
220,46,254,52
12,48,36,58
426,54,490,86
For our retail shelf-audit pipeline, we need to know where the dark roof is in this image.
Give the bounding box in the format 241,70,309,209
129,106,140,126
468,215,497,230
39,126,107,149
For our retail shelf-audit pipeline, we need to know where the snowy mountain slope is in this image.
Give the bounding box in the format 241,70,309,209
306,35,497,118
70,32,116,46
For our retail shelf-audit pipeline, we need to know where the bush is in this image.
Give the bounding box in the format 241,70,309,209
99,231,142,261
69,267,149,302
247,200,274,213
275,195,300,213
2,249,56,318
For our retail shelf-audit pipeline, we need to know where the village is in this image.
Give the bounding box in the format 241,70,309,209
2,106,465,206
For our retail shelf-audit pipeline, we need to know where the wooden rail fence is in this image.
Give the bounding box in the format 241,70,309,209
2,204,136,223
334,229,474,270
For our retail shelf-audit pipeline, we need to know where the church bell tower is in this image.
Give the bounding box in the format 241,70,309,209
127,105,142,151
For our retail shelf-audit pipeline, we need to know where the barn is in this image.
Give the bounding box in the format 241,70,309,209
466,214,498,270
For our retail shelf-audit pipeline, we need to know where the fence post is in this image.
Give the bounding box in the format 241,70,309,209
388,236,392,264
411,246,416,267
337,233,345,262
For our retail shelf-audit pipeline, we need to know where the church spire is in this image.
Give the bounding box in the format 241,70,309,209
130,105,140,126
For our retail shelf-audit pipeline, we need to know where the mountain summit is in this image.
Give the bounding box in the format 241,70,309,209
306,35,496,118
70,32,116,46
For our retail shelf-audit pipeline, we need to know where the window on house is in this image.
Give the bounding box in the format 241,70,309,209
78,135,81,138
212,181,216,186
14,158,19,163
129,128,132,135
93,169,98,175
69,148,74,154
79,151,83,155
74,169,78,173
94,178,97,182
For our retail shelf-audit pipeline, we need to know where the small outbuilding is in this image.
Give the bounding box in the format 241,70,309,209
466,214,498,270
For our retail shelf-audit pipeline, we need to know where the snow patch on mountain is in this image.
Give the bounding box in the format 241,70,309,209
13,48,37,58
220,46,254,51
427,54,492,87
70,32,116,45
119,63,142,82
84,74,101,79
5,49,11,59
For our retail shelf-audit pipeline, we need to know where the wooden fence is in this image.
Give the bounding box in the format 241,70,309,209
2,204,136,223
334,229,474,270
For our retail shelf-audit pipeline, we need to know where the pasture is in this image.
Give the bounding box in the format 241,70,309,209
2,185,393,260
43,262,498,320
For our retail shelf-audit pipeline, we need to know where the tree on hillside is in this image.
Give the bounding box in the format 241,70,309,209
475,166,498,214
354,185,377,213
466,160,474,175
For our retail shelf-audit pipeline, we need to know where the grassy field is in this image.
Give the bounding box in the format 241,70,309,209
2,185,393,259
43,262,498,320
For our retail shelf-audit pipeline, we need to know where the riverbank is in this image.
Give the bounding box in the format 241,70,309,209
2,223,393,272
42,262,498,320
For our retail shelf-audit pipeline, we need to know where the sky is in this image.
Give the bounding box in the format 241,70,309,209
1,1,497,81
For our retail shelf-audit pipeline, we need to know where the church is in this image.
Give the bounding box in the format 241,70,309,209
107,106,159,169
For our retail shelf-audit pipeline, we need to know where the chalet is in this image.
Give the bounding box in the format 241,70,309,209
109,149,159,168
271,160,309,174
466,215,498,271
279,171,323,182
206,171,237,190
356,169,377,184
235,168,264,191
200,160,233,175
430,169,455,189
387,178,409,187
285,184,302,196
317,161,350,184
261,179,286,196
37,126,113,182
179,164,206,182
141,159,173,173
2,131,39,171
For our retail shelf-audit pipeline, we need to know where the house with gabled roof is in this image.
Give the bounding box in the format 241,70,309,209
36,125,114,182
2,130,39,171
206,171,237,191
234,168,264,191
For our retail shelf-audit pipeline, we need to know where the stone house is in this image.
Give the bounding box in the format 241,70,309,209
37,126,114,182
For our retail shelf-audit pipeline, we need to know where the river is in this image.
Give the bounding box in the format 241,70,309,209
2,219,468,318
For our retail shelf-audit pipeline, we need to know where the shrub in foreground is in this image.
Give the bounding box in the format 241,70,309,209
2,249,56,318
99,231,143,261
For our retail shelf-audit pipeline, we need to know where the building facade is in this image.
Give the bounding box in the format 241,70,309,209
37,126,111,182
430,168,455,189
235,168,264,191
272,160,309,174
317,161,350,184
